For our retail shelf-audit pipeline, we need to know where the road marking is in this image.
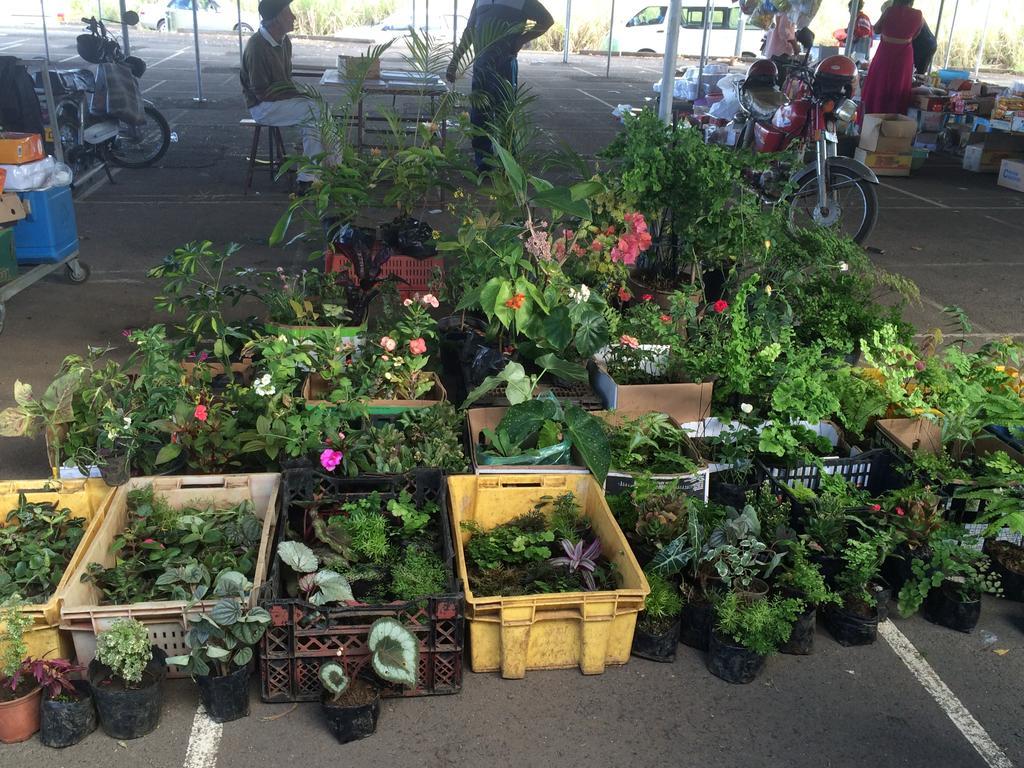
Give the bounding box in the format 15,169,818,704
878,181,950,209
142,79,168,94
878,621,1014,768
571,65,598,77
74,168,121,201
58,54,79,63
149,46,191,68
985,214,1024,231
182,705,222,768
889,261,1024,268
883,205,1024,211
914,292,995,334
576,88,615,109
0,39,27,50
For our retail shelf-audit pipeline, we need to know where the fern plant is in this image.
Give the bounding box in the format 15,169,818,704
713,591,803,656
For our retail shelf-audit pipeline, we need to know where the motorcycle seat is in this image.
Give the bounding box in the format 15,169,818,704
744,85,788,120
34,69,96,96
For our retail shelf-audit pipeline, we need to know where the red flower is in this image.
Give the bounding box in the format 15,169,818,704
712,299,729,313
193,404,208,422
590,239,604,252
617,287,632,303
895,506,906,517
871,504,882,512
642,294,653,302
505,293,526,310
408,338,427,355
660,314,671,324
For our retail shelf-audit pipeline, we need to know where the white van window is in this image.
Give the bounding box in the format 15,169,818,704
626,6,667,27
682,7,730,29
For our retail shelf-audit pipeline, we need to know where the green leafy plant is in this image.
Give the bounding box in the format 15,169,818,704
834,531,893,608
319,616,419,703
639,570,683,633
0,497,86,602
166,570,271,678
896,533,1002,617
776,541,839,608
0,596,32,690
602,411,703,475
277,541,355,607
94,618,153,686
390,549,447,601
461,512,555,571
713,590,803,656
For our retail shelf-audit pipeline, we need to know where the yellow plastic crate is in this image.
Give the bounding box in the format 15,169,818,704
0,479,114,660
59,474,280,674
447,474,648,679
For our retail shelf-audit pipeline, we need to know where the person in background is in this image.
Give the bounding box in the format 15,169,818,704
763,12,798,58
859,0,923,119
834,0,873,63
239,0,327,185
445,0,554,171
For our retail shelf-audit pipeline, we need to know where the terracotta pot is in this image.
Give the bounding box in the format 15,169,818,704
0,685,43,743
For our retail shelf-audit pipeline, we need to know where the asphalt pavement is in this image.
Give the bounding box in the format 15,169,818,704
0,21,1022,768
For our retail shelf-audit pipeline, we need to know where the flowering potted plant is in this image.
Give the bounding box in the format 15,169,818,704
555,210,653,302
253,266,365,341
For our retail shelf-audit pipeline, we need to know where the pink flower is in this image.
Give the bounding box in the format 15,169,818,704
617,287,632,303
642,294,653,302
420,293,439,308
660,314,672,323
337,431,346,441
193,404,208,422
590,239,604,252
320,448,344,472
895,506,906,517
381,355,389,361
403,298,414,307
915,360,926,372
619,334,640,349
409,338,427,355
712,299,729,314
871,504,882,512
380,336,397,352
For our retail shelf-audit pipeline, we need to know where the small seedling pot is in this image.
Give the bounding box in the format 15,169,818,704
90,647,167,740
706,631,765,684
321,680,381,744
197,664,251,723
631,615,680,662
40,680,97,748
924,581,981,633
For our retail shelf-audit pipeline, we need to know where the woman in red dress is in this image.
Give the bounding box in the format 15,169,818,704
859,0,924,117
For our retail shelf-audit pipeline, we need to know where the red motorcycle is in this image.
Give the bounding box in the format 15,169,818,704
735,54,878,244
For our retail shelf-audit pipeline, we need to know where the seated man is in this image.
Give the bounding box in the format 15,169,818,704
240,0,327,183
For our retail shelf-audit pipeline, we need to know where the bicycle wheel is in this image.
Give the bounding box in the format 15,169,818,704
106,104,171,168
788,167,878,245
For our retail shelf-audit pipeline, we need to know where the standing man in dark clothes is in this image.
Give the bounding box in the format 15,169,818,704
445,0,554,170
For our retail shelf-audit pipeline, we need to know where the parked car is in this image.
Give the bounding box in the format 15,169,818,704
137,0,259,33
613,3,763,57
342,12,468,45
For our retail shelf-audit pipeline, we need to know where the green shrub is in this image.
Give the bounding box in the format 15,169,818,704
95,618,153,685
391,549,447,601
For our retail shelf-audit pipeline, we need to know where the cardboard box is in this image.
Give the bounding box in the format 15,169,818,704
966,96,997,117
0,193,27,225
1013,116,1024,134
0,133,44,165
997,159,1024,193
908,107,948,133
587,361,713,424
914,132,940,151
914,95,951,112
338,55,381,80
855,148,912,176
963,145,1022,173
859,113,917,152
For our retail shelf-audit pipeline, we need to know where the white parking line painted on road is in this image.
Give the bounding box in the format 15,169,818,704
576,88,615,109
142,79,168,94
571,66,598,77
58,54,79,63
149,46,191,68
878,621,1014,768
878,181,950,209
0,39,27,50
985,214,1024,231
183,706,222,768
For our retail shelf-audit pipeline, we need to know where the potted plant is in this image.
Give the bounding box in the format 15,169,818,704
875,484,944,593
318,617,419,743
707,590,803,684
253,265,364,341
89,618,167,739
35,658,97,749
600,410,708,496
774,541,839,655
0,597,41,744
823,531,892,647
631,569,682,662
167,571,271,723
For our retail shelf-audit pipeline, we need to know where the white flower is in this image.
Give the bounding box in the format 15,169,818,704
403,298,414,307
254,373,276,397
740,402,754,414
568,284,591,304
106,429,119,441
420,293,440,309
123,416,132,428
838,261,849,272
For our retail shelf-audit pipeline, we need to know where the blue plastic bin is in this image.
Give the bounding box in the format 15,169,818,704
13,186,79,264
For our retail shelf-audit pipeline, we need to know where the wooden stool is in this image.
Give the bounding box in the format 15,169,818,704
241,118,293,193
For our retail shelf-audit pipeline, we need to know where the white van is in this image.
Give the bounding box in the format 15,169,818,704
613,4,763,57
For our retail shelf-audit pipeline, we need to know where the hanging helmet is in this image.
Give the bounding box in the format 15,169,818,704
814,54,856,97
125,56,147,78
745,58,779,88
76,33,105,64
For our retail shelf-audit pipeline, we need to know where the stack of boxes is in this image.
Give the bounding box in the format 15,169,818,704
0,133,42,285
856,114,917,177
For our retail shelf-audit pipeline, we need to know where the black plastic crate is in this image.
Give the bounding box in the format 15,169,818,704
757,449,900,495
603,469,709,500
258,468,464,702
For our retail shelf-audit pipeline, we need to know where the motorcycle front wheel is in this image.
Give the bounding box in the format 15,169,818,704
787,168,878,245
105,104,171,168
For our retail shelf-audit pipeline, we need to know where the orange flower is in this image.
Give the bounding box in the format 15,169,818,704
505,293,526,310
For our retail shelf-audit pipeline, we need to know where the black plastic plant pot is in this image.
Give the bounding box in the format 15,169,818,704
984,540,1024,602
882,544,931,595
321,690,381,744
810,554,844,588
196,665,251,724
924,582,981,633
98,450,131,486
679,599,714,651
39,680,97,749
89,647,167,740
706,631,766,684
631,616,681,662
823,603,878,647
779,604,816,656
708,478,759,511
870,581,892,623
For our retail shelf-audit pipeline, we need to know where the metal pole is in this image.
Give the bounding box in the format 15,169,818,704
453,0,458,51
973,0,993,78
605,0,615,77
695,0,712,98
97,0,102,20
844,1,857,57
118,0,131,56
733,8,745,58
562,0,571,64
658,0,682,123
934,0,946,40
192,0,205,102
236,0,244,69
39,0,51,62
425,0,429,39
942,0,959,69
